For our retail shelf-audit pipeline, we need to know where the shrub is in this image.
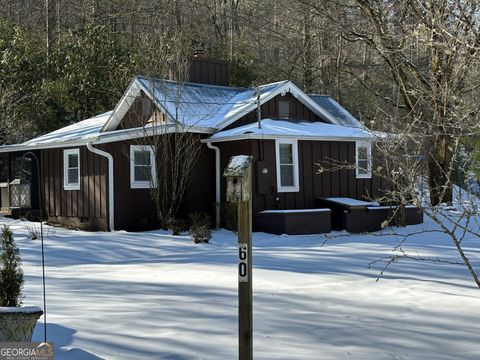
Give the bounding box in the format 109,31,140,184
23,221,56,239
0,225,24,307
189,213,212,244
168,218,189,236
24,222,39,240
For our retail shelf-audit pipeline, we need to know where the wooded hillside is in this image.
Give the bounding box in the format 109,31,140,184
1,0,480,206
0,0,405,141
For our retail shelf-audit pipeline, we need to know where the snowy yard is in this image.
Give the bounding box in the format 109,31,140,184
2,215,480,360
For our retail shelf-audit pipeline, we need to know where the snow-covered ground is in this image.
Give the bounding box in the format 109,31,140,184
1,215,479,360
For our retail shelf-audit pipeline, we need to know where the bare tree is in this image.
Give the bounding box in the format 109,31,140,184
343,0,480,206
369,111,480,288
124,32,205,229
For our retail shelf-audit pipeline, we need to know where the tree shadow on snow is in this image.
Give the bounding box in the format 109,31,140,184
32,323,104,359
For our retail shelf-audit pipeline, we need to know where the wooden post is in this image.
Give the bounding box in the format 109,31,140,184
223,155,253,360
237,175,252,360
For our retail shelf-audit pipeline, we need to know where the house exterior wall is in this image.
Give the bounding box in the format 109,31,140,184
225,93,324,130
218,139,388,216
99,140,157,230
39,136,215,231
100,136,215,231
41,146,109,230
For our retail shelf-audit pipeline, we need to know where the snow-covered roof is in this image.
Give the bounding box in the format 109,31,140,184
207,119,373,143
0,111,213,153
22,111,112,147
224,155,252,177
101,77,342,132
0,78,376,153
138,77,271,128
309,95,364,128
0,112,112,153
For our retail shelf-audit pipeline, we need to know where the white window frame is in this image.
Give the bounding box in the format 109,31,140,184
355,141,372,179
130,145,157,189
63,148,80,191
275,139,300,192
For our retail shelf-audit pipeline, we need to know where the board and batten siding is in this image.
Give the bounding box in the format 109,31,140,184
218,139,388,216
41,136,215,232
225,93,322,130
188,57,229,86
101,136,215,231
42,146,109,230
100,140,158,230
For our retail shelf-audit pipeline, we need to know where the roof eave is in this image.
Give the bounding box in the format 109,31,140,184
202,133,375,144
0,125,215,153
100,77,141,132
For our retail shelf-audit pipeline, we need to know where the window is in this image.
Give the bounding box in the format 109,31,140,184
356,141,372,178
130,145,156,189
0,155,7,182
64,149,80,190
278,100,290,119
275,139,299,192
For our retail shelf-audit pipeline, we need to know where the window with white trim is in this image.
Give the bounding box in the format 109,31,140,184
275,139,299,192
356,141,372,178
130,145,156,189
278,100,290,119
64,149,80,190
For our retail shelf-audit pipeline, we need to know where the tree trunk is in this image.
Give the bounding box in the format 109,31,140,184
45,0,56,61
174,0,182,30
427,135,453,205
302,6,314,93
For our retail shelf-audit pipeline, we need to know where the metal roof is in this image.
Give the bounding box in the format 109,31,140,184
309,95,364,129
136,77,290,128
0,79,372,153
102,77,342,132
207,119,373,143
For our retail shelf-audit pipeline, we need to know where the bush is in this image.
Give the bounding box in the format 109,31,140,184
23,222,39,240
0,225,24,307
189,213,212,244
168,218,189,236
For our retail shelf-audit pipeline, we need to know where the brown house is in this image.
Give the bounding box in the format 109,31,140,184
0,57,415,233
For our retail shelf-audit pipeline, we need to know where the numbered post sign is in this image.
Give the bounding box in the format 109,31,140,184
238,243,248,282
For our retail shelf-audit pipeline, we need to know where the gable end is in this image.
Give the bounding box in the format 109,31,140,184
224,93,328,130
